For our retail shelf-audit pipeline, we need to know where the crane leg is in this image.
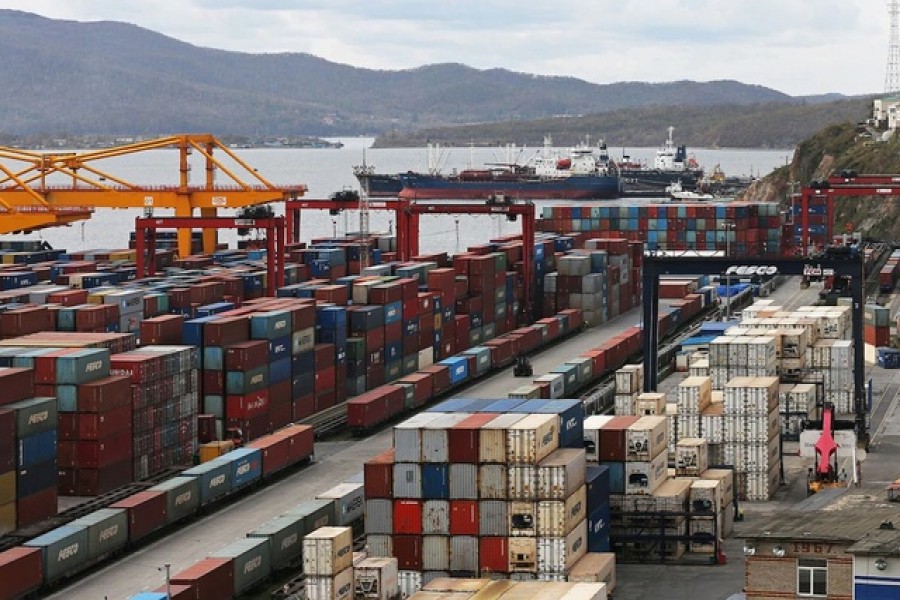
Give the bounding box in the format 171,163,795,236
176,204,193,258
201,208,218,254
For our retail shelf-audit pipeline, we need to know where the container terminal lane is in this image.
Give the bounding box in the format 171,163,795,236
51,272,900,600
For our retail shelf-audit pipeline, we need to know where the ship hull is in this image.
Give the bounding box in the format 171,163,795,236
398,173,621,200
355,173,403,197
619,168,702,192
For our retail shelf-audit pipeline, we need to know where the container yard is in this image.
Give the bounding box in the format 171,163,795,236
0,156,892,600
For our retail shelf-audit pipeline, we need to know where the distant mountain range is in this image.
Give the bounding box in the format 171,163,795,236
0,10,867,140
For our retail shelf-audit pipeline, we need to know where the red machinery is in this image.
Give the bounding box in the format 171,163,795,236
135,216,286,296
807,403,840,495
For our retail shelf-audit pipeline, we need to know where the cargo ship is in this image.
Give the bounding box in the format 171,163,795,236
614,126,704,194
398,138,621,200
352,163,402,197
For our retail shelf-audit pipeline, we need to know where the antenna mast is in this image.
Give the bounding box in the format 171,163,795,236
887,0,900,92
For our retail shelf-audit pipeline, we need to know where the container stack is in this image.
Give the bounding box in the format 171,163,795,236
613,364,643,415
110,345,199,480
0,367,58,533
303,526,354,600
249,309,294,431
675,376,712,441
707,336,776,390
810,340,853,413
864,303,892,348
538,201,783,256
363,399,610,594
722,376,780,501
354,556,400,600
777,383,817,440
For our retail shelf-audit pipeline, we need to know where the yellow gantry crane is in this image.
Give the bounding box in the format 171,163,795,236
0,134,307,256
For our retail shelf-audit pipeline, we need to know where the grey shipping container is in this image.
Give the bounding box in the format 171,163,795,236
70,508,128,562
181,460,232,505
366,534,392,558
247,513,304,570
422,500,449,535
149,476,200,525
450,536,479,573
286,498,335,534
393,413,443,463
422,536,449,571
211,536,272,594
422,413,471,463
25,524,90,583
6,397,57,438
317,482,365,527
449,464,478,500
392,463,422,498
479,500,508,536
364,499,393,535
478,464,507,499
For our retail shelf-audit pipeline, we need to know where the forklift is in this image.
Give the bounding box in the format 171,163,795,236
806,403,853,495
513,354,533,377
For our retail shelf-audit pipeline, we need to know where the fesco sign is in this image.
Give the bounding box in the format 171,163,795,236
724,265,778,276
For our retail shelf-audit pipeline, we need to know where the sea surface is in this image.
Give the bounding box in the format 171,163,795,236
4,138,793,255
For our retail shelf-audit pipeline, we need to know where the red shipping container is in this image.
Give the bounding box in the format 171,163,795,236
227,413,271,442
420,364,450,395
314,389,335,413
450,500,479,535
154,584,194,600
203,370,224,395
392,535,423,570
16,487,57,528
269,401,292,431
225,340,269,371
247,433,292,476
203,316,250,347
292,394,315,422
0,368,34,407
448,413,499,463
598,416,639,462
479,536,509,574
58,428,132,469
73,405,132,440
277,423,314,463
0,547,42,600
346,385,405,430
396,373,433,407
140,314,185,345
226,389,270,421
58,457,133,496
364,449,395,499
393,500,422,534
315,366,335,393
170,557,234,600
76,374,132,413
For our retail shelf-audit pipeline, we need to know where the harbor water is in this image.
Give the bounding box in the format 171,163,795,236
3,138,791,254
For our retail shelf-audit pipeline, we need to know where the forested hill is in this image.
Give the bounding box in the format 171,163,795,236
0,9,851,139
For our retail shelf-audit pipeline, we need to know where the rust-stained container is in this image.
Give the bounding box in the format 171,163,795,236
448,413,498,463
597,416,638,462
478,464,507,500
508,465,538,500
391,534,423,570
537,485,587,537
363,449,394,499
478,414,526,463
507,413,559,464
508,501,537,537
537,449,587,500
169,557,234,600
508,537,537,573
0,546,42,600
110,490,167,542
392,500,422,535
303,526,353,577
421,499,449,535
422,535,450,571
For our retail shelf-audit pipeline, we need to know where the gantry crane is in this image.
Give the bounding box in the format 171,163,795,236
0,134,306,256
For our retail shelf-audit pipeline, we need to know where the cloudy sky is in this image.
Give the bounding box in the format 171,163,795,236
3,1,890,96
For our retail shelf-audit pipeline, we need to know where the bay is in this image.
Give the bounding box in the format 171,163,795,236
4,138,792,255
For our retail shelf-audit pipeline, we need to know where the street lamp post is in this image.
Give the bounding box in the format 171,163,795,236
159,563,171,598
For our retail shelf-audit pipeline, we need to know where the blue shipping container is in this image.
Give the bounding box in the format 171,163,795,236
531,400,584,449
421,463,450,499
223,447,262,488
438,356,468,385
17,429,57,468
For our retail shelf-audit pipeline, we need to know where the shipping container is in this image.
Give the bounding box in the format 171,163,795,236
508,537,537,573
316,482,364,527
353,557,399,600
537,519,588,574
169,557,234,600
247,514,304,571
70,507,128,562
421,413,471,463
596,416,638,462
305,567,354,600
148,476,200,525
624,451,668,496
508,465,538,500
211,536,272,595
422,535,450,571
478,464,508,500
181,460,233,506
450,535,479,573
507,413,559,464
479,413,527,463
508,501,537,537
0,547,42,600
537,448,586,500
625,416,668,462
303,526,353,577
537,485,587,537
448,463,478,500
110,490,167,542
582,415,614,462
25,524,90,583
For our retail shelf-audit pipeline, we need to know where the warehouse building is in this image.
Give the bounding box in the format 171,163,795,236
741,505,898,600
